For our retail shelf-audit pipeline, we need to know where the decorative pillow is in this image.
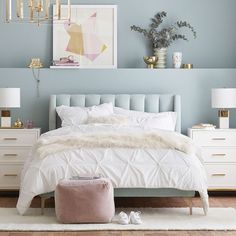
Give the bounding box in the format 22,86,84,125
87,115,129,125
114,107,177,131
56,103,114,127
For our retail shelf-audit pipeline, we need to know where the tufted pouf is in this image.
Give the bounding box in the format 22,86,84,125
55,178,115,224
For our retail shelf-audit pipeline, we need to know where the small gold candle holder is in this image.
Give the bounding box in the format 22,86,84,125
143,56,158,69
182,63,193,69
13,118,24,128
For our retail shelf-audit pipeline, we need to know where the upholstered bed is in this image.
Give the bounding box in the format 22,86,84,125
49,94,182,132
17,94,208,215
49,95,191,193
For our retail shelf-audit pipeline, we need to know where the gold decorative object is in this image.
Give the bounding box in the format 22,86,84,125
28,58,43,97
143,56,158,69
4,0,71,26
13,118,24,128
28,58,43,69
182,63,193,69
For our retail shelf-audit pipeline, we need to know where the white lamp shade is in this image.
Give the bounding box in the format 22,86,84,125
212,88,236,108
0,88,20,108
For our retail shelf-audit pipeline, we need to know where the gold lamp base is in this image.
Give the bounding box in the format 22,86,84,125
218,110,229,117
218,109,229,129
1,110,11,128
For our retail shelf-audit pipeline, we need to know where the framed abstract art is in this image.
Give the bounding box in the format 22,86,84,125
53,5,117,68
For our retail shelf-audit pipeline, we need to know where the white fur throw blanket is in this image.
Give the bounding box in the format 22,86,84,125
36,129,202,160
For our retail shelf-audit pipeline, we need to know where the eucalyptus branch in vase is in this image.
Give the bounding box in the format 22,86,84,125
131,11,197,68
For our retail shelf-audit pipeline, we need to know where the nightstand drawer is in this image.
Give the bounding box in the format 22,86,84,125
205,164,236,188
0,132,37,147
192,131,236,147
0,147,31,162
0,164,22,189
202,148,236,163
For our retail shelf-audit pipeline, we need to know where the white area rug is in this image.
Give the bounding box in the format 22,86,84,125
0,208,235,231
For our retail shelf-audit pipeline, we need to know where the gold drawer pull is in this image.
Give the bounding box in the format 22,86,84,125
212,154,226,157
212,138,226,141
4,174,18,177
4,154,18,157
3,138,18,141
212,174,226,177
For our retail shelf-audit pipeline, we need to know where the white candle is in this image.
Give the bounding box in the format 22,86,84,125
68,0,71,21
16,0,20,18
6,0,12,22
29,0,34,21
56,0,61,20
28,0,33,7
16,0,24,19
37,0,42,11
45,0,49,19
20,0,24,19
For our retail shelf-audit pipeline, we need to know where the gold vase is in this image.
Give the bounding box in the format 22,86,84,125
143,56,158,69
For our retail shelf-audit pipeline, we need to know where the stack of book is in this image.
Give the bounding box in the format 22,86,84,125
51,57,80,68
192,123,216,130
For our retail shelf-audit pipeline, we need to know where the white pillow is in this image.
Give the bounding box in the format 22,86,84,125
87,115,129,125
56,103,114,127
114,107,177,131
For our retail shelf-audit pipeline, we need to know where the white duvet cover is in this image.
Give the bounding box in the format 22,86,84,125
17,124,209,215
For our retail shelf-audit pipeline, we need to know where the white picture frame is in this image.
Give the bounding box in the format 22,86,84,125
53,5,117,69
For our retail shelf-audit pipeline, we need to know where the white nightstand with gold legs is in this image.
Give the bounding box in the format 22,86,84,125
188,128,236,191
0,128,40,190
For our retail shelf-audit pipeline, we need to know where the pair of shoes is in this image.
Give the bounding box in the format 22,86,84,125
118,211,142,225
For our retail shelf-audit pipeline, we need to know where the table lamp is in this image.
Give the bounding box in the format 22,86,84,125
0,88,21,128
211,88,236,129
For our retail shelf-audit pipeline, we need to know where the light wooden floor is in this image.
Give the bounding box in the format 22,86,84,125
1,232,236,236
0,194,235,236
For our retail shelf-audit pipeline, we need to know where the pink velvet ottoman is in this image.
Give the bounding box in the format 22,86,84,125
55,178,115,224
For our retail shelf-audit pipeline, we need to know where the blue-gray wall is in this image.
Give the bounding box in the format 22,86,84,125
0,68,236,134
1,0,236,68
0,1,236,134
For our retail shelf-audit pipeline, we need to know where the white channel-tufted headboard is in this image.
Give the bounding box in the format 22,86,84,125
49,94,181,132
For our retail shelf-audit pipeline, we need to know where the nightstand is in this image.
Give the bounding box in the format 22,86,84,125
188,128,236,191
0,128,40,190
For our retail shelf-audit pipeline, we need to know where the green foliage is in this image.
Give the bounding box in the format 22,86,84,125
131,11,197,49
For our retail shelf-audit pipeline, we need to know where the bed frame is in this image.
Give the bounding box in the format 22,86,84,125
40,94,194,214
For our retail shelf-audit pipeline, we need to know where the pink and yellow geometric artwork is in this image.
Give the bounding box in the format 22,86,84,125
53,5,117,68
65,12,107,62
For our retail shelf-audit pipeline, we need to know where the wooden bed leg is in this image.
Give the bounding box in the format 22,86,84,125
41,197,46,215
40,193,54,215
189,197,193,215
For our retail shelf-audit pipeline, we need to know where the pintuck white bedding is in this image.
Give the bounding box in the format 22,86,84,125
17,124,209,215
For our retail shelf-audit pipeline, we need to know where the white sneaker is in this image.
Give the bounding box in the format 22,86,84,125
118,211,129,225
129,211,142,224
